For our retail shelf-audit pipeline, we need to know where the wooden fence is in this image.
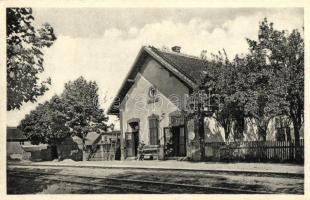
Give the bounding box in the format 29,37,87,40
87,143,121,161
205,139,304,163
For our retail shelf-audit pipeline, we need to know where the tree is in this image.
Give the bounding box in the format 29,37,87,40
232,52,279,141
198,51,246,141
246,18,304,143
7,8,56,111
185,50,243,159
19,77,108,160
19,95,70,146
197,18,303,145
61,76,109,152
195,18,304,143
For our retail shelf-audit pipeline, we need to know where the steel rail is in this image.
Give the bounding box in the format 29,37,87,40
8,169,272,194
8,171,163,194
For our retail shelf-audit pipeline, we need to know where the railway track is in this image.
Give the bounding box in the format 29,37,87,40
8,169,271,194
7,163,304,178
8,170,160,194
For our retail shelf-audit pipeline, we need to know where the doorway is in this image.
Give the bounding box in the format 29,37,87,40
132,130,139,156
165,126,186,157
127,121,139,157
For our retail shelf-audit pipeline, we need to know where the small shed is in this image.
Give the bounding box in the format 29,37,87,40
7,127,31,160
86,131,121,161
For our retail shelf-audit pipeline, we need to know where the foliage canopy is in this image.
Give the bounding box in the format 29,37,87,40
7,8,56,111
192,18,303,142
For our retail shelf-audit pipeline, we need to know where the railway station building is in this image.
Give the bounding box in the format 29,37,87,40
107,46,301,161
107,46,224,161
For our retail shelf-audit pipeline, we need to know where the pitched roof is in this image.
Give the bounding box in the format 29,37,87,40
7,127,27,141
107,46,207,115
149,47,207,83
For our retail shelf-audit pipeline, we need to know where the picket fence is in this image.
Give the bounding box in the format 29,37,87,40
205,139,304,163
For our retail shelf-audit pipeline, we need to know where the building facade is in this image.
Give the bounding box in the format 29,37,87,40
107,46,300,161
108,46,223,160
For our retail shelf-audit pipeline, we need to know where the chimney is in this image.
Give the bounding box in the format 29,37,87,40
171,46,181,53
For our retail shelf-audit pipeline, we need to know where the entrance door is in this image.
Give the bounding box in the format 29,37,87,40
171,126,186,156
125,132,139,157
126,121,140,158
132,131,139,156
165,126,186,157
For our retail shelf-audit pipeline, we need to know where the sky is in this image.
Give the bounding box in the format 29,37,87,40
7,7,304,128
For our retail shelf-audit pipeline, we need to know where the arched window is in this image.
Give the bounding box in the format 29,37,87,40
148,114,159,145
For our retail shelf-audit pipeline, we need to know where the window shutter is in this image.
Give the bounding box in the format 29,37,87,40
149,116,159,145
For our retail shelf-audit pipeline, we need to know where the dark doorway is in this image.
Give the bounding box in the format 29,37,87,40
127,121,140,157
132,131,139,156
165,126,186,157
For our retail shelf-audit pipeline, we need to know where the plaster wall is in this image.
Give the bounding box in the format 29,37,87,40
120,57,190,158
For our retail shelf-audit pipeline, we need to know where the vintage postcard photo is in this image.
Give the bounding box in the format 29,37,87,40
4,1,306,197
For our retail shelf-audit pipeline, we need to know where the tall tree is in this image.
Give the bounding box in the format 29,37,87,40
61,76,109,152
203,19,303,143
199,51,246,141
19,77,108,160
246,18,304,142
7,8,56,110
196,18,303,143
233,52,279,141
19,95,70,145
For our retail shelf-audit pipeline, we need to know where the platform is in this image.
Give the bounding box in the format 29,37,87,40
8,160,304,175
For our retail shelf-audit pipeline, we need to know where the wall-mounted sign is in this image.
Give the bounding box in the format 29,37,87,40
147,86,159,104
148,86,157,98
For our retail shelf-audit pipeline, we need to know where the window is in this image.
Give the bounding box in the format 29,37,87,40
149,115,159,145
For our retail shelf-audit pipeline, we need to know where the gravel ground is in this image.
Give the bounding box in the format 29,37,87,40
7,165,304,194
13,160,303,174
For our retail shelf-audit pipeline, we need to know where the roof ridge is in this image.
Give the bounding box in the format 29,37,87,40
147,46,195,82
149,46,203,60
